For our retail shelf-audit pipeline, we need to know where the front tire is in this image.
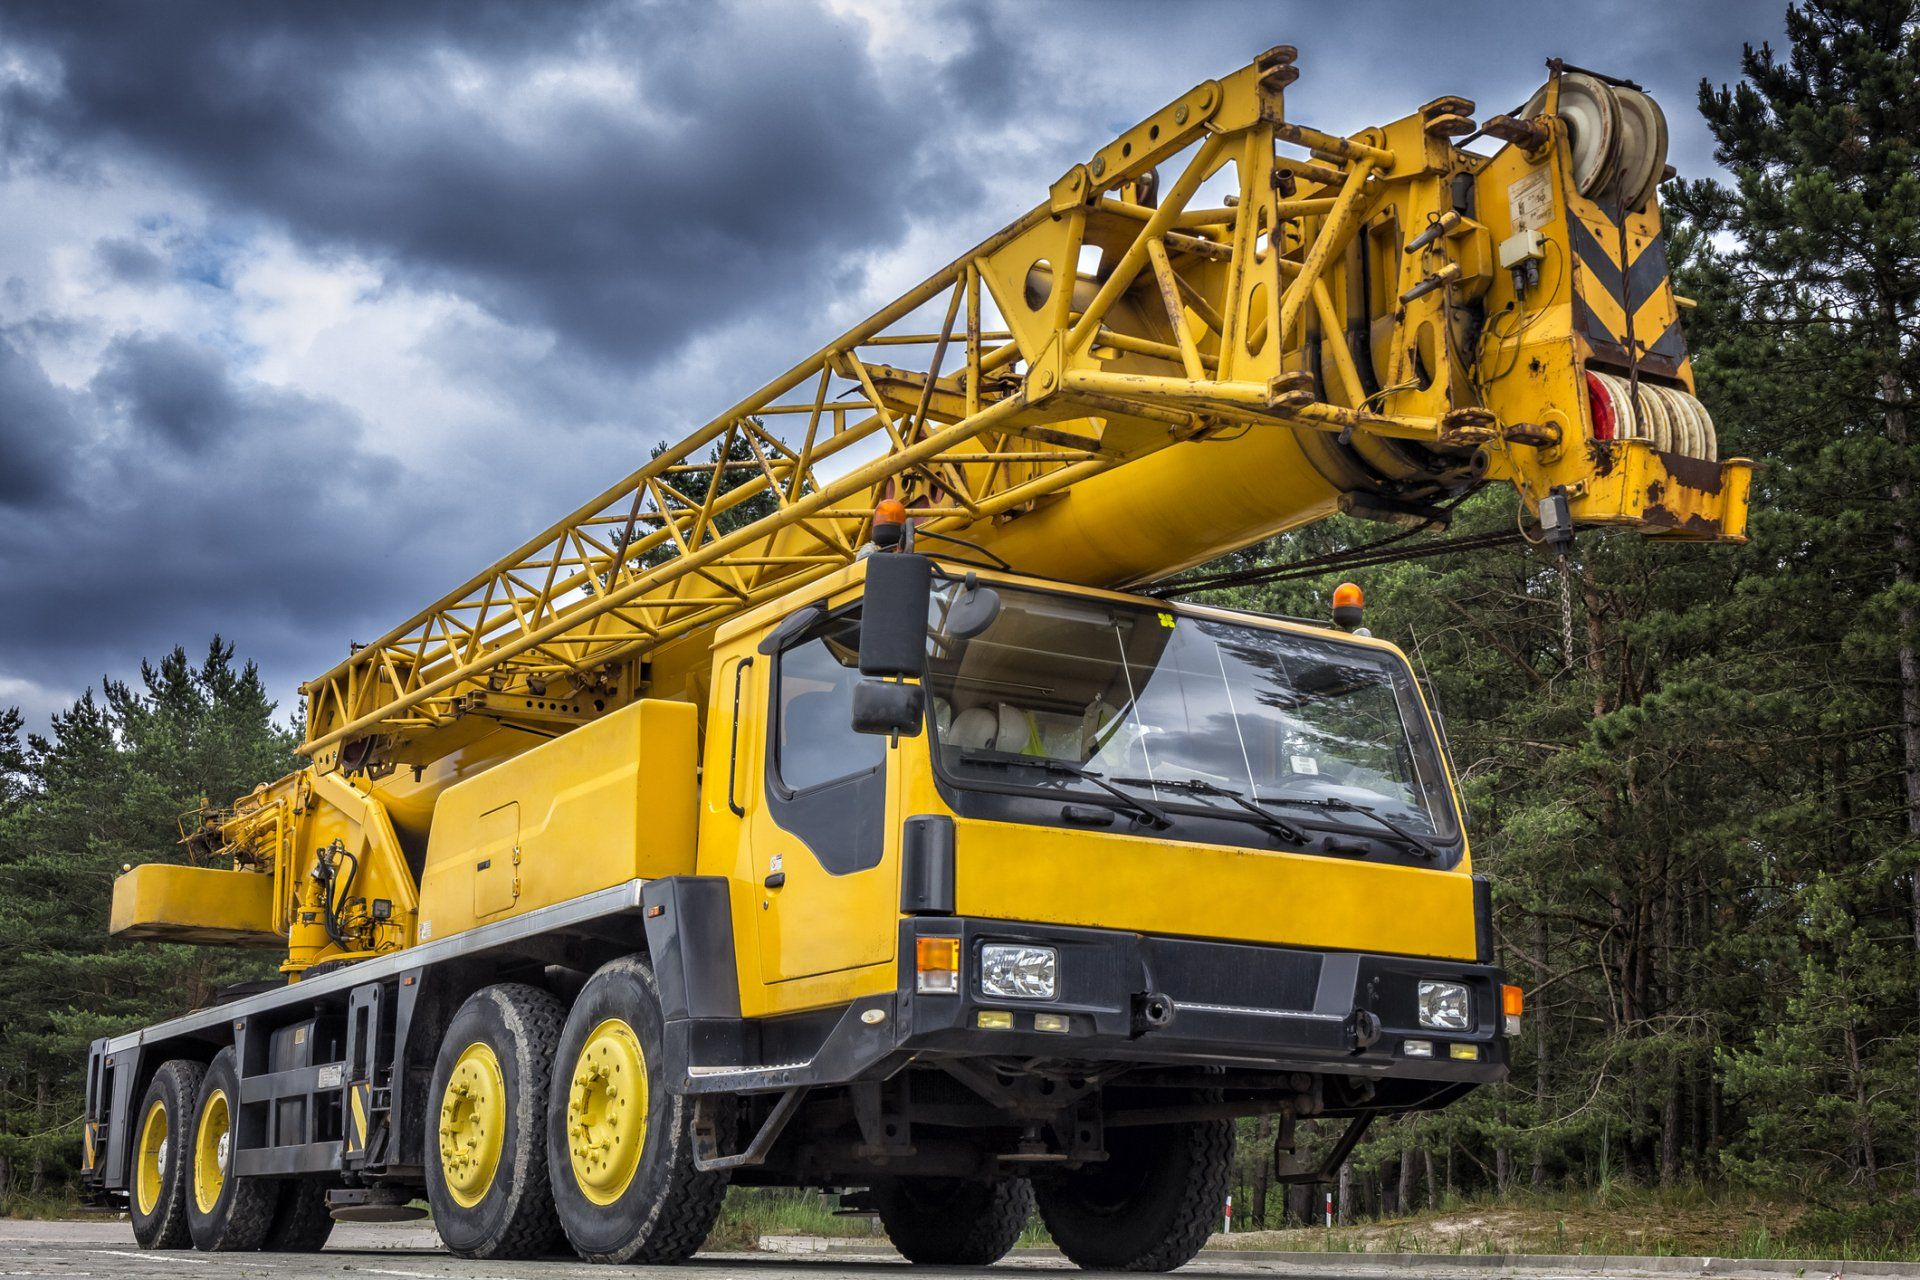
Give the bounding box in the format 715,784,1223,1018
546,954,729,1263
187,1047,280,1250
875,1176,1032,1265
1035,1118,1232,1271
424,983,567,1259
129,1059,205,1249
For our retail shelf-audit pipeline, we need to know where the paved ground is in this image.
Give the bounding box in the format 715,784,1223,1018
0,1219,1899,1279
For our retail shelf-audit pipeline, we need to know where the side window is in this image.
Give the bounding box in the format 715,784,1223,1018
764,608,889,876
774,615,886,794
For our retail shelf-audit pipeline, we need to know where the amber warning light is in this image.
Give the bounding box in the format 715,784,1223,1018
1332,582,1365,633
872,498,909,549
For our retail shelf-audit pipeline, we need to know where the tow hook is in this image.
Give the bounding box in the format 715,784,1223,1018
1344,1009,1382,1052
1131,992,1175,1036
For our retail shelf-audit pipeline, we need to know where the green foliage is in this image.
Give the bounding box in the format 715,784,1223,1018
1790,1199,1920,1255
0,640,293,1205
1204,0,1920,1222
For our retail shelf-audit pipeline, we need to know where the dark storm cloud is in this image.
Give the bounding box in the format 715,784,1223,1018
0,331,82,507
92,333,241,451
0,333,467,711
0,0,986,361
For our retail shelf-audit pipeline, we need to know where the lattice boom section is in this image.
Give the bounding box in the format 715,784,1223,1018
300,47,1725,767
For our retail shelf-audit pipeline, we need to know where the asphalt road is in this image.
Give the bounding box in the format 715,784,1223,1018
0,1219,1870,1280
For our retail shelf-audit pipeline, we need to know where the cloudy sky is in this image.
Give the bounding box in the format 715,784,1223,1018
0,0,1786,733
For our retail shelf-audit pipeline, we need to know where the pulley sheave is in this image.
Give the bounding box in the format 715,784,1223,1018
1525,72,1668,210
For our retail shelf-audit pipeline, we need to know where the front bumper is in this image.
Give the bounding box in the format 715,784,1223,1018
661,907,1508,1095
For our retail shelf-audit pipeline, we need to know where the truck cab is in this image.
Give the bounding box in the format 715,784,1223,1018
647,549,1508,1218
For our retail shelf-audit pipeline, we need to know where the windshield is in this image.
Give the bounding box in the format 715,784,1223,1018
923,581,1459,846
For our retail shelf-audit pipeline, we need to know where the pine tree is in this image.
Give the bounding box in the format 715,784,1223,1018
1695,0,1920,1191
0,641,294,1202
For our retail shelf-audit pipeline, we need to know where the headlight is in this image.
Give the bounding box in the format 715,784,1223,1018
1417,980,1471,1031
979,945,1057,1000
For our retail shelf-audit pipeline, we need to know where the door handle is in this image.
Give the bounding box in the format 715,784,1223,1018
727,657,754,817
763,871,786,890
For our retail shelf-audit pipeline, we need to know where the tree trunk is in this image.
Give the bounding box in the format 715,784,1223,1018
28,1072,48,1196
1337,1160,1352,1225
1660,867,1681,1187
1890,359,1920,1196
1846,1018,1879,1189
1424,1146,1439,1209
1532,915,1550,1191
1397,1141,1417,1215
1252,1115,1271,1225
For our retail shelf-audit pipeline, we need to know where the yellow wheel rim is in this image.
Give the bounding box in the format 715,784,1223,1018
438,1042,505,1209
566,1018,649,1206
134,1098,168,1217
192,1088,230,1215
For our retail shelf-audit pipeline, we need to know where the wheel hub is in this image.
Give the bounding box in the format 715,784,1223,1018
193,1089,230,1214
135,1103,168,1218
437,1042,506,1209
566,1018,648,1205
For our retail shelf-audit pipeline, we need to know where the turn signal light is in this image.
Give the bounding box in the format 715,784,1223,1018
1501,984,1524,1036
916,936,960,994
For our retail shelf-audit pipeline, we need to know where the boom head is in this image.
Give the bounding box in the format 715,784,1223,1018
299,48,1749,772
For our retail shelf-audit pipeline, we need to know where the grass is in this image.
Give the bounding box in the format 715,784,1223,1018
0,1191,112,1221
1211,1183,1920,1264
706,1189,888,1251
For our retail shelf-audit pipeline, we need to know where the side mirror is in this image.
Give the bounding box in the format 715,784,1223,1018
859,553,932,676
851,678,924,737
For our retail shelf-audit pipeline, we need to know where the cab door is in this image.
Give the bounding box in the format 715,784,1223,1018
748,605,899,985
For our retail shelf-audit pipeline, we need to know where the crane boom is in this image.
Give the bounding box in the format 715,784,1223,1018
299,48,1749,771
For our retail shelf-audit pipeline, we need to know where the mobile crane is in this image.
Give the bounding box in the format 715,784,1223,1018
83,50,1748,1270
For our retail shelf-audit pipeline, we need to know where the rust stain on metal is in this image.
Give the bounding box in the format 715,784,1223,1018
1654,448,1725,495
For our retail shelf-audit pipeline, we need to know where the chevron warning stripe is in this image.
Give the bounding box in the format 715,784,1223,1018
1567,205,1688,377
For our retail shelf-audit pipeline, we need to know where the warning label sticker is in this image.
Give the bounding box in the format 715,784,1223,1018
1508,168,1554,231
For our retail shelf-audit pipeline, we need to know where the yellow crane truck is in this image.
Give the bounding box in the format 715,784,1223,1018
82,50,1748,1270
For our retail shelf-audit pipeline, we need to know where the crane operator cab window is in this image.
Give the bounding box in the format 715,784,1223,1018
767,609,888,872
923,580,1462,867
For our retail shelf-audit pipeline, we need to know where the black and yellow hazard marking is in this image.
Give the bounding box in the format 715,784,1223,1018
348,1082,371,1154
1567,203,1688,378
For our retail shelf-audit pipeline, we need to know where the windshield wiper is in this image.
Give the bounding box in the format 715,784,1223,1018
1256,795,1442,862
956,751,1173,829
1109,776,1309,845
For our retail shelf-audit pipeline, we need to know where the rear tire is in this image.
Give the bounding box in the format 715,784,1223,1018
129,1059,205,1250
875,1176,1032,1265
187,1047,280,1250
424,983,567,1259
262,1179,335,1252
1035,1118,1232,1271
546,954,729,1263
